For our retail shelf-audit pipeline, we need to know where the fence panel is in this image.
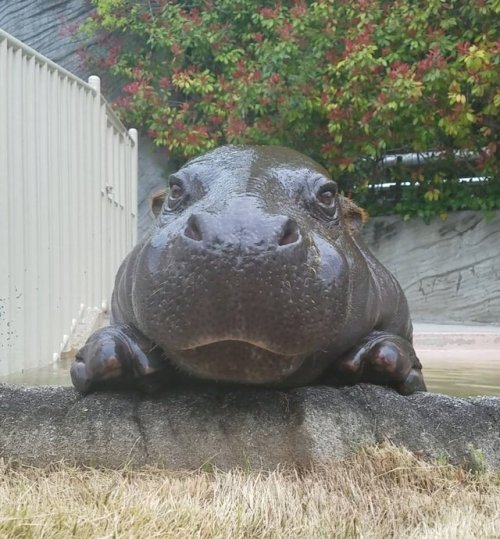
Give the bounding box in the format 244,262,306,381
0,29,138,376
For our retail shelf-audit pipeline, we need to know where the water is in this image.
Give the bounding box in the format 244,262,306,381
414,324,500,397
1,349,499,398
420,351,500,397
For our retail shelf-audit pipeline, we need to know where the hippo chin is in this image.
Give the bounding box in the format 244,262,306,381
71,145,426,395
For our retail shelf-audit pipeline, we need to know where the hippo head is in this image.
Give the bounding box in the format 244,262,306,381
131,146,371,385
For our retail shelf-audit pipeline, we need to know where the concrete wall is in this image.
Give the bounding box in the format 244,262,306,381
363,211,500,324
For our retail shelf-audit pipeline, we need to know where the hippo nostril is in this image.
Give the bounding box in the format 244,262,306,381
278,219,300,246
184,215,203,242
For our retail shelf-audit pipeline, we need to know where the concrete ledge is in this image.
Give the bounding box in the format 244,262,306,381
1,384,499,470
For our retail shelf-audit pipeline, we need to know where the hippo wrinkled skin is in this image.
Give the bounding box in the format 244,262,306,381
71,146,426,395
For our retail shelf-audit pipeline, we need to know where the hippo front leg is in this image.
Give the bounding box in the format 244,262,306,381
329,332,426,395
70,325,173,394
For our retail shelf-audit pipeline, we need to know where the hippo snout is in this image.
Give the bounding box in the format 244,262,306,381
182,206,301,253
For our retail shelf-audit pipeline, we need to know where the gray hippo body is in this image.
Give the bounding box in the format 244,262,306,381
71,146,425,395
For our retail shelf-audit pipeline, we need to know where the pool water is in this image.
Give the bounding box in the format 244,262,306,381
1,348,499,398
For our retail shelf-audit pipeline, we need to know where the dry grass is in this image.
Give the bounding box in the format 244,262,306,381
0,445,499,539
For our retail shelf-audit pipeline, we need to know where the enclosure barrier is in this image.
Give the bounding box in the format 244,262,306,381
0,29,138,376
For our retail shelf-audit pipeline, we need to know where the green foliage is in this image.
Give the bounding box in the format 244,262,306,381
468,445,487,475
80,0,500,218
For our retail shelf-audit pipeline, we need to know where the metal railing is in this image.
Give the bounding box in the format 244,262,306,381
0,29,138,376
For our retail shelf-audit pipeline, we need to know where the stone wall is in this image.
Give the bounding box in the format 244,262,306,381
0,0,93,78
363,211,500,324
0,0,168,239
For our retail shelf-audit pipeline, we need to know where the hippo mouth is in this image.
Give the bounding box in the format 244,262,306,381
169,339,307,385
179,336,296,354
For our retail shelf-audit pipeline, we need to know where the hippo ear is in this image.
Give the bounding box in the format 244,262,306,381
340,196,368,234
150,189,167,217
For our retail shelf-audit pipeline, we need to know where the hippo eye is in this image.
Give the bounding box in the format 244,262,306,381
166,180,187,211
169,184,184,200
317,184,337,207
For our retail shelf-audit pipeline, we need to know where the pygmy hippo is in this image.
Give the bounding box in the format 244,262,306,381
71,146,426,395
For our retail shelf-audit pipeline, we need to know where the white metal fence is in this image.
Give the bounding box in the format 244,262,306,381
0,29,138,376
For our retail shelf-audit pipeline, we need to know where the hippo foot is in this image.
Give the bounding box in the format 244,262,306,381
70,325,171,394
329,332,426,395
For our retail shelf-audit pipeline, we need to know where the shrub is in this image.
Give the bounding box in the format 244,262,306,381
80,0,500,219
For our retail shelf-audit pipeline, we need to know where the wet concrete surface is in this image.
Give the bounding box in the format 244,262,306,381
1,323,499,397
